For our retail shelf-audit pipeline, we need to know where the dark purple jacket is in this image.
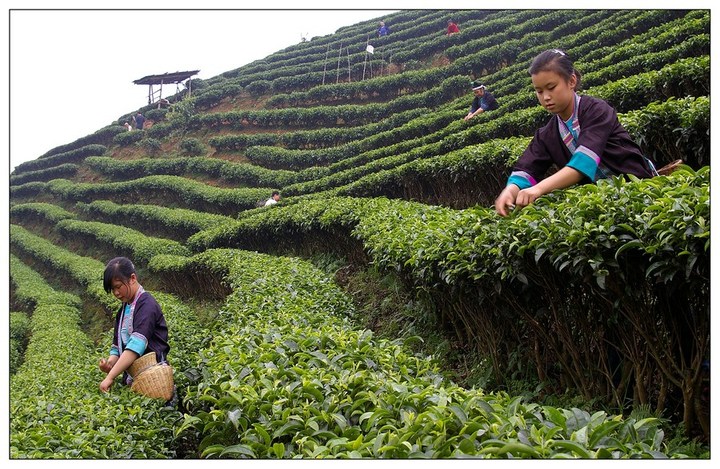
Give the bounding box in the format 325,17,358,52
112,292,169,363
514,95,654,183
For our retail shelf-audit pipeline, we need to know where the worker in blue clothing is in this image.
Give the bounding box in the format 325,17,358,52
464,82,499,121
135,112,146,130
377,21,389,37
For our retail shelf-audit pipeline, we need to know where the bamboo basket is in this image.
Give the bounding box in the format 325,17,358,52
657,159,684,176
127,352,157,378
130,363,174,400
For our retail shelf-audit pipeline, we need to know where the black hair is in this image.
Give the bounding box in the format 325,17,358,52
103,257,136,293
528,49,582,90
271,191,280,197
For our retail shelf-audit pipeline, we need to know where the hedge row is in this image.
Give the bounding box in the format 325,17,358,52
13,144,107,176
75,200,234,243
184,166,709,437
10,224,115,311
9,163,79,186
9,254,205,458
9,310,30,375
43,176,274,216
36,126,123,160
334,95,710,204
195,107,425,150
85,155,297,188
150,248,677,458
10,202,77,226
209,76,467,150
54,219,191,265
199,101,397,132
241,44,709,173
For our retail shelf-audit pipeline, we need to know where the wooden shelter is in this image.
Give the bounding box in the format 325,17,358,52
133,70,199,106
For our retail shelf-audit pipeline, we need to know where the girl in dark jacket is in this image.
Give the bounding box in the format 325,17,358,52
99,257,169,393
495,49,657,216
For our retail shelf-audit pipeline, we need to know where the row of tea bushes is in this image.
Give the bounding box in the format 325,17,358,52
10,224,115,311
18,176,273,216
54,219,192,264
9,163,79,186
355,167,709,435
152,248,677,458
9,256,182,458
75,200,234,243
9,310,30,375
281,94,708,203
9,202,77,228
12,144,107,177
85,154,298,188
184,167,709,437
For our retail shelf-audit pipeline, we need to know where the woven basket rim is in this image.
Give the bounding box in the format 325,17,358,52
128,352,157,378
131,363,174,400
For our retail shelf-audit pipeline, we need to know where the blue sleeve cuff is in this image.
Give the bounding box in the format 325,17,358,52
125,334,147,356
567,146,600,181
110,345,120,356
507,171,536,190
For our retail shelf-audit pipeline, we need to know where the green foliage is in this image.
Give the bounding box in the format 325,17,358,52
169,249,676,459
165,97,197,128
10,245,207,458
47,176,273,216
113,129,144,146
55,219,191,264
179,137,205,156
10,224,114,311
10,254,82,311
140,137,162,155
10,202,77,225
76,200,233,242
12,144,107,175
621,96,709,167
10,312,31,374
10,163,79,186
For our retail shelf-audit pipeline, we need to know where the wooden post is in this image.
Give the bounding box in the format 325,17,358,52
336,43,342,84
322,43,330,85
362,36,369,81
347,47,351,82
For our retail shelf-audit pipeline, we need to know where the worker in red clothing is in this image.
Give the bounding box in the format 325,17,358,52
447,20,460,35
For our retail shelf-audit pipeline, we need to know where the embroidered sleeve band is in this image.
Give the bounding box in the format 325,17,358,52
567,145,601,181
125,332,148,356
507,171,536,189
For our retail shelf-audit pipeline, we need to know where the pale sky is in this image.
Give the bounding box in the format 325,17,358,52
4,0,703,172
7,5,403,172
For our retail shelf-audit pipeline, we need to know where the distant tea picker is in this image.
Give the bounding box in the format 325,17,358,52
264,191,281,206
463,81,499,121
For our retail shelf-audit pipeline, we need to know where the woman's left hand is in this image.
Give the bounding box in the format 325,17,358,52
515,186,543,207
100,376,114,393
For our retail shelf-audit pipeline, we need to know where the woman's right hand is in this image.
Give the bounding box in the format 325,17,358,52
495,185,520,217
99,356,116,374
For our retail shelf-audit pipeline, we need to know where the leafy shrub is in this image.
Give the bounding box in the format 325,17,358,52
140,137,162,155
245,79,272,95
180,137,205,156
146,108,167,122
113,129,144,146
9,312,30,374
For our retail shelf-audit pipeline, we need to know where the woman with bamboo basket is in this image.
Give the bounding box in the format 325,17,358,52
99,257,175,402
